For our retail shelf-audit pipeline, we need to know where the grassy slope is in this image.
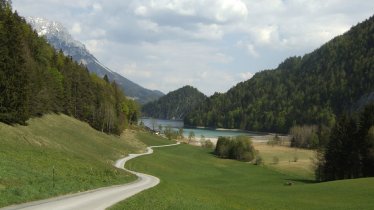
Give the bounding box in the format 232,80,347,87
0,114,146,207
111,138,374,210
135,132,175,146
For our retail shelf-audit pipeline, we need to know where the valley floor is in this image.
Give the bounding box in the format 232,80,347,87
110,140,374,210
2,115,373,210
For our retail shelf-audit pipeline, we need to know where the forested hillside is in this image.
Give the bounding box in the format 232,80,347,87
142,85,206,119
0,2,139,134
185,15,374,133
26,17,164,104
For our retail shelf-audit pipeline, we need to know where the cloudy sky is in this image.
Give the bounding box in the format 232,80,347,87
13,0,374,95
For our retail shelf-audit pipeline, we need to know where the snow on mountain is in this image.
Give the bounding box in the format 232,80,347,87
27,17,85,51
26,17,164,104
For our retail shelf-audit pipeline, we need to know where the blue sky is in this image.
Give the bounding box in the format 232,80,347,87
13,0,374,95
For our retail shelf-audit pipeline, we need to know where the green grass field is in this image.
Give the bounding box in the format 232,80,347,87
135,132,175,146
0,114,146,208
111,137,374,210
2,117,373,210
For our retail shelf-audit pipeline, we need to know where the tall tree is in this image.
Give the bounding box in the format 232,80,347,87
0,8,29,124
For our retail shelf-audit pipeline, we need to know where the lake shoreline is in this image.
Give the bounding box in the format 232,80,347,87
141,118,290,144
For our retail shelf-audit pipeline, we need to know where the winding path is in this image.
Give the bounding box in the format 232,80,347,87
1,143,180,210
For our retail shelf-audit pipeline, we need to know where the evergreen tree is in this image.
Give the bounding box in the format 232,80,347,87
358,104,374,176
323,114,359,180
320,104,374,181
0,8,29,124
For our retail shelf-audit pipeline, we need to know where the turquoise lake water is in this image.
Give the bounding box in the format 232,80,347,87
140,118,266,139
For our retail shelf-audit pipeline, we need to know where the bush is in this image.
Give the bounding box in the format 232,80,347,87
201,139,214,149
164,125,179,140
214,136,256,162
254,156,263,165
290,125,319,149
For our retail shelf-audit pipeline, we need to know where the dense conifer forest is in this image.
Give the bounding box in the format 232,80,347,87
0,2,139,135
142,85,206,120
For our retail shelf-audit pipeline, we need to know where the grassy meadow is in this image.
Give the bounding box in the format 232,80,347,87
111,135,374,210
1,116,373,210
135,132,175,146
0,114,146,208
253,142,316,179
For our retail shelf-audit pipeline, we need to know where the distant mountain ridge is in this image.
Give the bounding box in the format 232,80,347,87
142,85,207,120
26,17,164,104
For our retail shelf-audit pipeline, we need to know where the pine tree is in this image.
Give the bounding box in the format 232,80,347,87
358,104,374,176
0,8,29,124
323,114,359,180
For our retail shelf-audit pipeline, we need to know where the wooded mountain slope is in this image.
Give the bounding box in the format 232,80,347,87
0,3,139,134
185,15,374,133
26,17,164,104
142,85,206,120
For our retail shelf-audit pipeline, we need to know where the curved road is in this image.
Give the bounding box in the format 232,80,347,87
1,143,179,210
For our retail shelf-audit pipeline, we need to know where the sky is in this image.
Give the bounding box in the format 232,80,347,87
13,0,374,96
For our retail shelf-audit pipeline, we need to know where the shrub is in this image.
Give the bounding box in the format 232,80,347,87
290,125,319,149
201,139,214,149
214,136,256,162
254,156,263,165
164,125,179,140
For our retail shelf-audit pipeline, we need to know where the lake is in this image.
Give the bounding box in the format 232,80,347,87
139,118,268,139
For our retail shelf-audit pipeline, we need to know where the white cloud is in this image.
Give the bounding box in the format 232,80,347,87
134,0,248,24
256,25,279,44
135,6,148,16
236,40,259,58
85,39,106,54
137,20,160,33
238,72,254,81
92,3,102,12
193,23,223,40
121,63,153,78
70,22,82,35
12,0,374,95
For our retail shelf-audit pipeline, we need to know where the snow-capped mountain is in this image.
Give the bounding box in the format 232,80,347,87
26,17,164,104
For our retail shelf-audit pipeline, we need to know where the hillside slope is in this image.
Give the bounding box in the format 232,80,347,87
27,17,164,104
0,114,146,207
142,86,207,120
185,15,374,132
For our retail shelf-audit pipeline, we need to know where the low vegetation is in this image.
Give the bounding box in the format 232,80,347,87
214,136,256,162
253,142,315,179
110,135,374,210
163,126,183,140
201,139,214,149
0,114,146,208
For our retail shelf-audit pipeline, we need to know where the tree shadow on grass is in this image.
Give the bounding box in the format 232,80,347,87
284,178,318,184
